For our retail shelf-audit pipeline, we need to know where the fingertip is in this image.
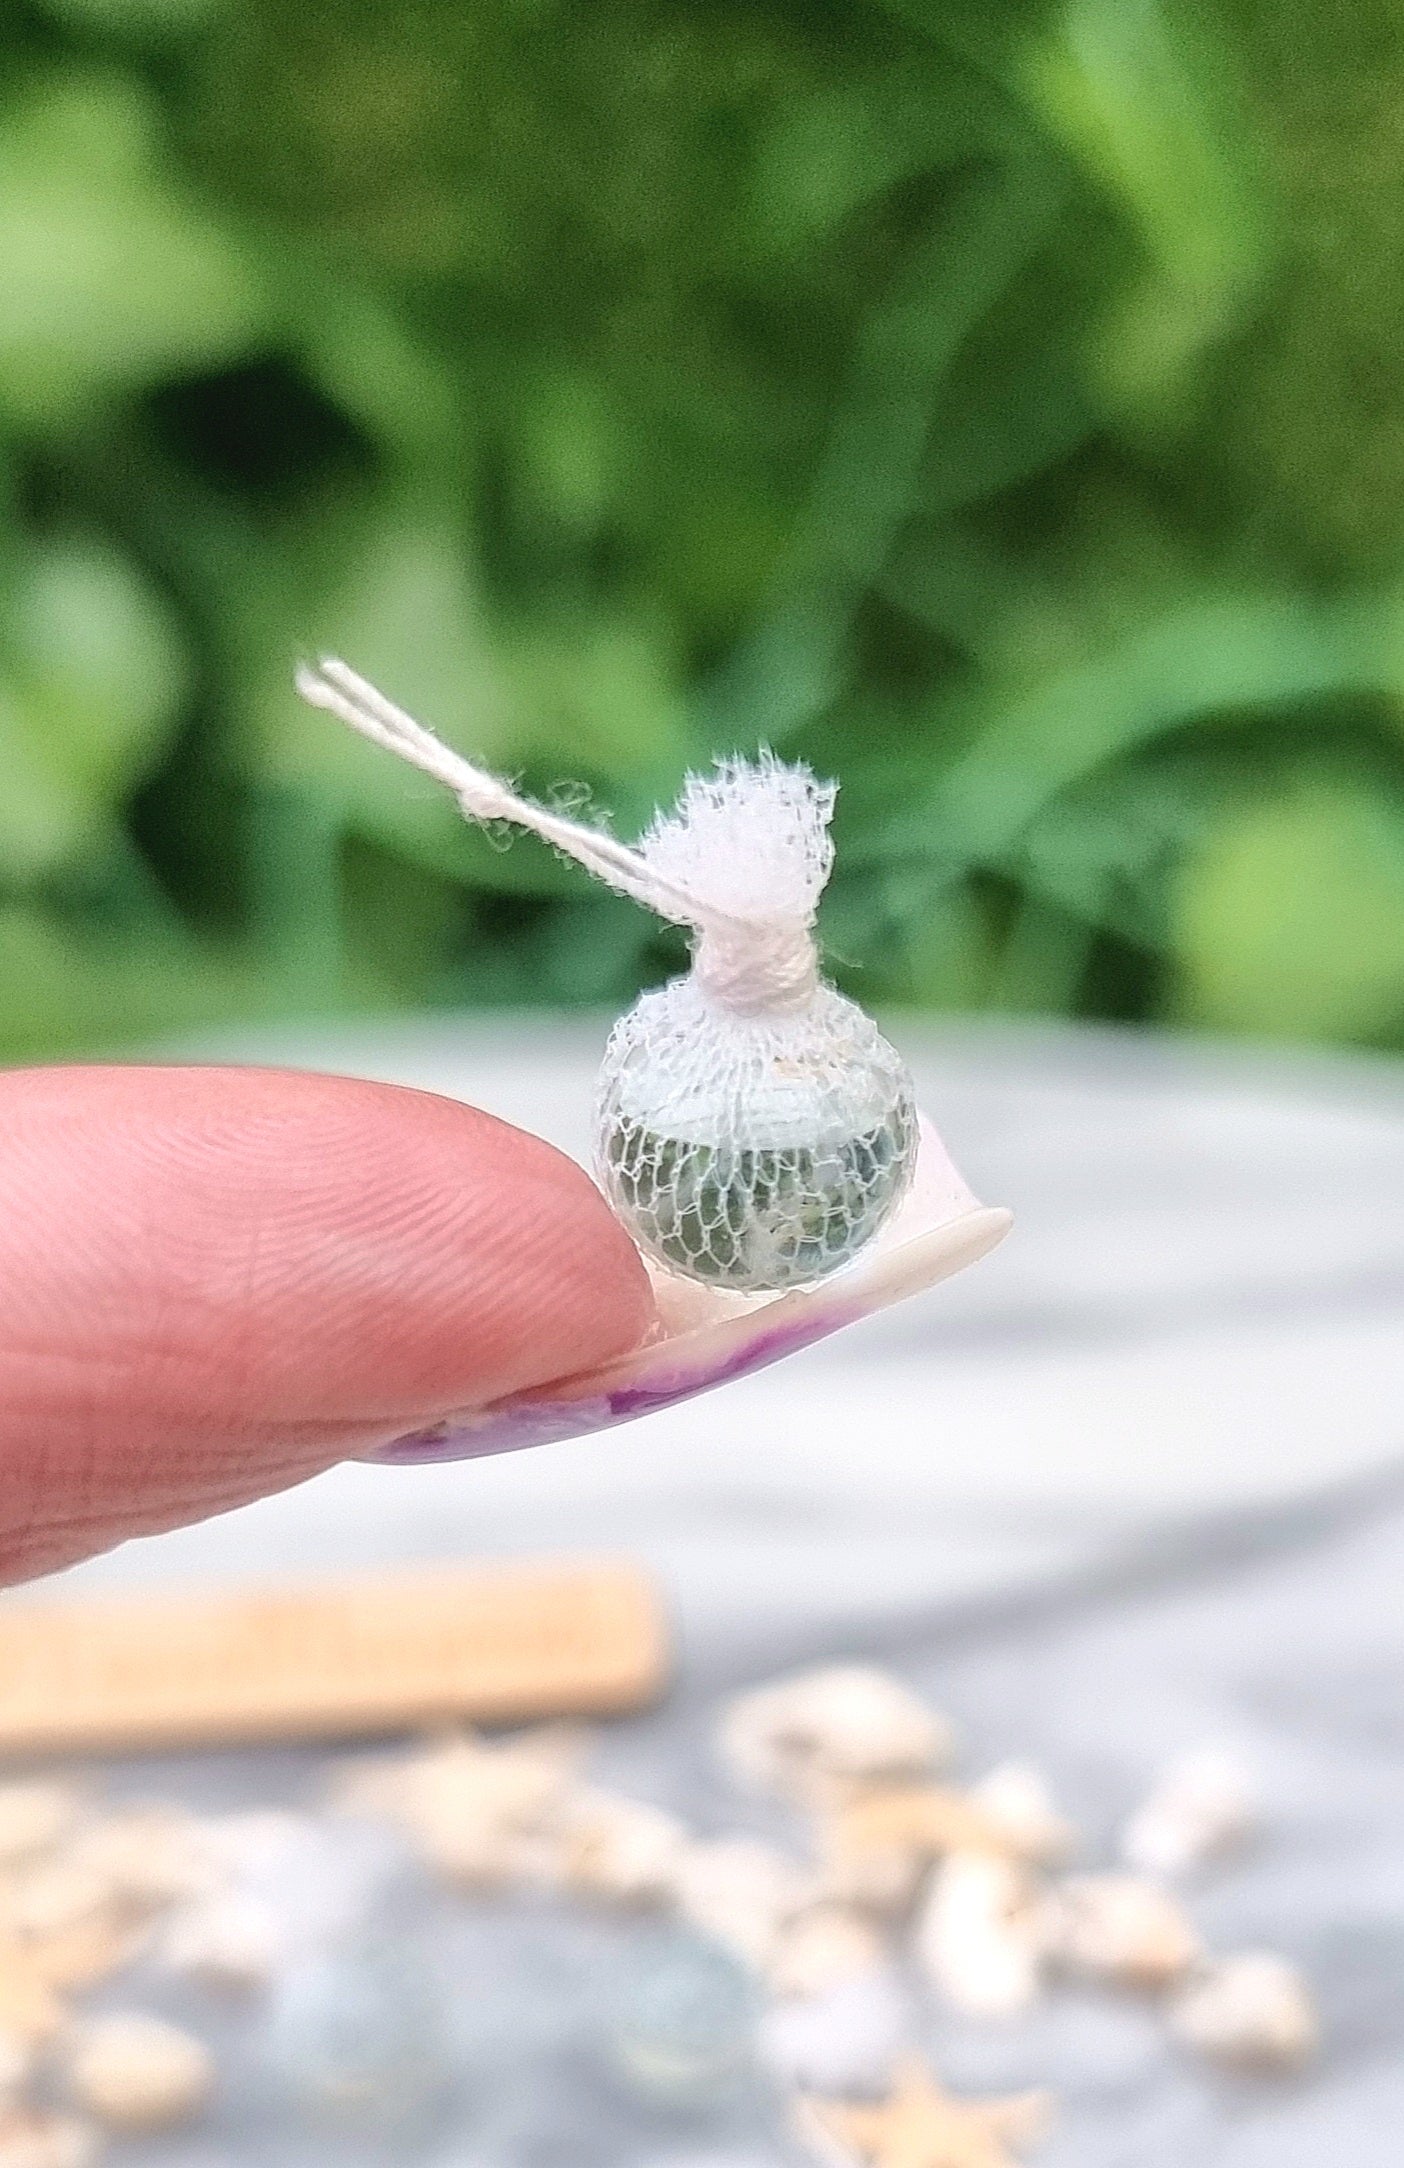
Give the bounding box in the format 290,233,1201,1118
378,1081,657,1407
0,1064,658,1577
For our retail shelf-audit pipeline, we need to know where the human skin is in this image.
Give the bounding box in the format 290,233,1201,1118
0,1066,656,1586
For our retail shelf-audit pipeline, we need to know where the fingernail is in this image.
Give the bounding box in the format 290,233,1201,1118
366,1164,1012,1467
372,1301,845,1464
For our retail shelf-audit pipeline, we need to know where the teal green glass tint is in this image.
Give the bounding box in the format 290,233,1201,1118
602,1099,918,1291
594,978,919,1292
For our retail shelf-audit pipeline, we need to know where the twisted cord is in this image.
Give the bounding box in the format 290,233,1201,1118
296,657,820,1014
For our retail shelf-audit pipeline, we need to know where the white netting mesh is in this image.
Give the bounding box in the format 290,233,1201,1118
637,757,835,1017
594,975,918,1291
297,664,922,1291
637,756,835,924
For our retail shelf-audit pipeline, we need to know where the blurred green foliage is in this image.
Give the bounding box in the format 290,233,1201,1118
3,0,1404,1057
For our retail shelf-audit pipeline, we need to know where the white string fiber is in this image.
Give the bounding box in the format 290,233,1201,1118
297,658,821,1013
297,658,918,1290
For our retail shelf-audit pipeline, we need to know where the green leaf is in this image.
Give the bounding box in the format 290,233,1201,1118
1172,768,1404,1041
1006,748,1237,951
496,614,689,824
704,145,1067,743
1019,0,1273,414
292,283,471,480
14,533,190,786
0,906,254,1060
750,55,1020,257
0,532,189,879
31,0,227,36
0,71,265,429
870,589,1394,870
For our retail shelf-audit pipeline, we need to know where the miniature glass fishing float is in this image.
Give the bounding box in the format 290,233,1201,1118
297,660,918,1292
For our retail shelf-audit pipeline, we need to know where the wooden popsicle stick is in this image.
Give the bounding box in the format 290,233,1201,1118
0,1561,667,1756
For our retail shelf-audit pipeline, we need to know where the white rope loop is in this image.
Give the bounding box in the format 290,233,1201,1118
296,658,829,1016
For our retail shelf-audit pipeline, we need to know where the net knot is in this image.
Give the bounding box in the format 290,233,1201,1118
692,918,819,1015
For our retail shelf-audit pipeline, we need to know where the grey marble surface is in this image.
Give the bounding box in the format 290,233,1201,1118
16,1016,1404,2162
41,1016,1404,1646
75,1465,1404,2168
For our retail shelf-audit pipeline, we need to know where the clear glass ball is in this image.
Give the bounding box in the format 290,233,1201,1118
254,1945,451,2144
601,1927,759,2104
594,978,918,1292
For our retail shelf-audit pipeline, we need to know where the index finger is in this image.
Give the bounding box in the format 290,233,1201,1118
0,1065,655,1583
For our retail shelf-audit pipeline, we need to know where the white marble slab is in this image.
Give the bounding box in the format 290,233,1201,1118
15,1019,1404,2161
35,1018,1403,1660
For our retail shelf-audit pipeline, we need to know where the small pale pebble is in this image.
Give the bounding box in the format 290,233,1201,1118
65,1810,215,1912
558,1791,690,1904
0,1885,135,1995
1051,1874,1202,1988
327,1752,418,1822
814,1783,1012,1919
196,1810,310,1883
0,2112,99,2168
913,1853,1048,2019
1120,1750,1258,1879
348,1726,584,1823
765,1904,889,1999
758,1968,911,2095
0,1964,64,2047
22,1916,139,1993
341,1729,584,1889
0,2028,32,2098
1169,1953,1318,2072
415,1811,548,1890
3,1867,112,1943
159,1891,283,1991
671,1839,810,1970
720,1668,951,1803
66,2013,214,2133
970,1764,1076,1867
811,1834,928,1918
0,1791,82,1874
823,1784,1016,1865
